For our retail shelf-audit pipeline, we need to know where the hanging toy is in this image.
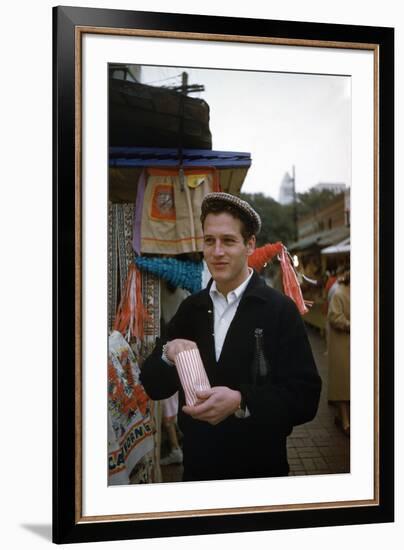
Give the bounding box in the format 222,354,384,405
134,256,203,294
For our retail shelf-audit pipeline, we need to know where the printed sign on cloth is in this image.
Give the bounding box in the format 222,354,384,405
139,167,220,255
108,330,154,485
150,183,176,221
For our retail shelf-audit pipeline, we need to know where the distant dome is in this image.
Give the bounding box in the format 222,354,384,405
278,172,294,205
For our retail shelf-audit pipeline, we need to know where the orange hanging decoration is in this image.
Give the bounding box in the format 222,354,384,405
113,264,148,341
249,241,309,315
278,246,309,315
248,242,283,272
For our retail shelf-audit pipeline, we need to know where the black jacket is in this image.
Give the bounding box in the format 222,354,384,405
140,271,321,481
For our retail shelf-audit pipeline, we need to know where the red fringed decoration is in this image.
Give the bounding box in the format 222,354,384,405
113,264,148,341
248,242,283,271
249,241,309,315
278,246,309,315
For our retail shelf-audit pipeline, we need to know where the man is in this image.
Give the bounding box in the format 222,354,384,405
140,192,321,482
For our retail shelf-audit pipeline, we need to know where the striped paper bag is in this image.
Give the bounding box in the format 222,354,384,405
174,348,211,406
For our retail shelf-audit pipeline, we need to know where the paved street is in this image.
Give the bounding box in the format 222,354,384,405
287,325,350,476
160,324,349,482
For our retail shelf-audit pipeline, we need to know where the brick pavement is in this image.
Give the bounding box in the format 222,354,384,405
288,325,350,476
160,324,349,482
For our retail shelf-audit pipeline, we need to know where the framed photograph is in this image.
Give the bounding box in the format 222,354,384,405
53,5,394,544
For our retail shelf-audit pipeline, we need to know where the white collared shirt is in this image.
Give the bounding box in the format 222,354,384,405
209,269,254,361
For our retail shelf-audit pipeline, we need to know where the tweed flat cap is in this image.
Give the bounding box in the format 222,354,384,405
201,192,262,235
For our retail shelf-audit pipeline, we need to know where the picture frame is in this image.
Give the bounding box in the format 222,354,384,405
53,5,394,544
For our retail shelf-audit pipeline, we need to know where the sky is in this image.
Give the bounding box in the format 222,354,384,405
138,65,351,200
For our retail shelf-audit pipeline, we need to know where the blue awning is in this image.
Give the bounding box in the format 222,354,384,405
109,147,252,168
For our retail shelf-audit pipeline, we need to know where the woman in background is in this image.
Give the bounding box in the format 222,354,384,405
327,268,350,436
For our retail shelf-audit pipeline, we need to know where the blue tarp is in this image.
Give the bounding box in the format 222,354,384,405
109,147,252,168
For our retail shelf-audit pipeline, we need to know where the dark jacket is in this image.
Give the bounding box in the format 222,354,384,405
140,271,321,481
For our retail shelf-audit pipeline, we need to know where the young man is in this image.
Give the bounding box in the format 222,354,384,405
140,192,321,482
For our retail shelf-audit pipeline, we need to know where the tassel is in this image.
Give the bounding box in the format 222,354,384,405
113,264,148,341
134,256,203,294
248,242,283,272
278,246,309,315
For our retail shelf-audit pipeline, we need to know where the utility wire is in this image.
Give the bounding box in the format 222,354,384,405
143,73,183,85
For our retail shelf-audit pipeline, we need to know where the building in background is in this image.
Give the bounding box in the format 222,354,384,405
278,171,295,205
289,189,350,331
297,190,349,244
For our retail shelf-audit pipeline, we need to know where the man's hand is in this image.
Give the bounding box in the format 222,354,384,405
164,339,197,363
182,387,242,425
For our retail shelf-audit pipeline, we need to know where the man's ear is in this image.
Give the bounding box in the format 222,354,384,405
246,235,256,256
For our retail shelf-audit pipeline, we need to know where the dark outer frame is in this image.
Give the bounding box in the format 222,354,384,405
53,5,394,544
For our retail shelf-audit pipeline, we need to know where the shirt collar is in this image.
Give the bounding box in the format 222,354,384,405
210,268,254,303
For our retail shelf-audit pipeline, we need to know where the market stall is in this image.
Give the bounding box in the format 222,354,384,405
107,146,252,484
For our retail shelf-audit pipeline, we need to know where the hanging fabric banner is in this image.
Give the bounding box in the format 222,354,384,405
108,202,135,331
108,202,118,331
139,270,162,482
140,270,161,358
108,331,154,485
139,167,220,255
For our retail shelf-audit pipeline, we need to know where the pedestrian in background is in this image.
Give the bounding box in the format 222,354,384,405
322,269,337,355
327,268,350,435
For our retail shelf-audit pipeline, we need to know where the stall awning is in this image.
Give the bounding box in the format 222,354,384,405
109,147,252,202
289,226,350,252
321,237,350,255
109,147,252,168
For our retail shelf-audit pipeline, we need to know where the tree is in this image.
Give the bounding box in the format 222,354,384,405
296,189,343,218
240,192,295,247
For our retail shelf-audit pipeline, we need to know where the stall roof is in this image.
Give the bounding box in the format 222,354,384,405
321,237,350,255
109,147,252,168
289,226,350,252
109,147,252,202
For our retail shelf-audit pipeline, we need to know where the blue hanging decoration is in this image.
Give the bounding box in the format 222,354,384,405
134,257,203,294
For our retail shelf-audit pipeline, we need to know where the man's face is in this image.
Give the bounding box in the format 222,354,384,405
202,212,255,294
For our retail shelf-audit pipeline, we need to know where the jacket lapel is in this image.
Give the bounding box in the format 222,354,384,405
191,286,217,377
